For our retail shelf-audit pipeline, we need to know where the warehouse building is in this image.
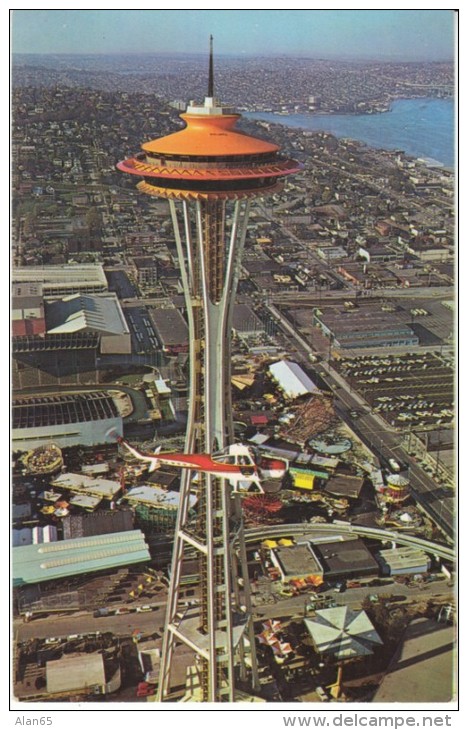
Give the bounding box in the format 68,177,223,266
13,529,150,586
149,306,189,354
377,546,431,576
268,360,320,399
12,264,109,297
270,543,323,584
313,306,419,349
312,538,379,580
12,391,123,450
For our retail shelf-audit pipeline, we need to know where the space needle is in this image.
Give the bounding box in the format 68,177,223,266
118,37,301,702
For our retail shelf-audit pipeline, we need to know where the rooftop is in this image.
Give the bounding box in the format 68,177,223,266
51,472,121,499
313,538,379,577
117,93,301,199
142,108,278,158
377,546,430,572
13,392,120,429
13,264,108,291
46,293,129,336
62,509,134,539
324,474,365,499
149,307,189,347
13,530,150,586
272,543,323,579
316,307,415,337
46,652,105,695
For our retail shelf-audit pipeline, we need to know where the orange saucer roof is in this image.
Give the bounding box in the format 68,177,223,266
142,113,279,157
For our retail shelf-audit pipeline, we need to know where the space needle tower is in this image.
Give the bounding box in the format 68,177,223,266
118,38,300,702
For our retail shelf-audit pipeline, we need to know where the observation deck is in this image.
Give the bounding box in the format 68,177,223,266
117,96,302,200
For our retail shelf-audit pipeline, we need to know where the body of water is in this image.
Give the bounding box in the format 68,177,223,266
247,98,454,169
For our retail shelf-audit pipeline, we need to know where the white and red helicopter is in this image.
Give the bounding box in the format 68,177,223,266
110,431,264,493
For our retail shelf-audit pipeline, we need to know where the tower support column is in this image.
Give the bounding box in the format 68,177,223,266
157,197,257,702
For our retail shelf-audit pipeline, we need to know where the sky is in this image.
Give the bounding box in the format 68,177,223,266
10,9,455,61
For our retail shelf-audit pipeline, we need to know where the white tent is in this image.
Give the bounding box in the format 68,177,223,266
304,606,383,660
269,360,319,399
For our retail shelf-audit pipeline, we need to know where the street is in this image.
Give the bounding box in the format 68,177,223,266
15,603,168,643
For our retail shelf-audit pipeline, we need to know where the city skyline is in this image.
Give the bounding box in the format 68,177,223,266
11,9,455,61
10,8,456,711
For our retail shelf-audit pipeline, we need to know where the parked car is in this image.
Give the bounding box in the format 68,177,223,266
136,682,156,698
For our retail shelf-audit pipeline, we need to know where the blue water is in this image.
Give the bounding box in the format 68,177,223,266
247,98,454,169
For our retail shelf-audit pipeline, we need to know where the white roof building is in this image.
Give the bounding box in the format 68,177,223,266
269,360,320,399
13,264,108,296
377,546,431,576
45,293,131,354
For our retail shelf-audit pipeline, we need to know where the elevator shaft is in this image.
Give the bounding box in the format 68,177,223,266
157,198,259,702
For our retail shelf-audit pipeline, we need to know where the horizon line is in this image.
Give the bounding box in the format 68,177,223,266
12,50,453,63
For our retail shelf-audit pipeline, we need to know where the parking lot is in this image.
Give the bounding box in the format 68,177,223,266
335,351,454,430
123,305,160,355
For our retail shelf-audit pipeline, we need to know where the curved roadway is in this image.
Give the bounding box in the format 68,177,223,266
244,521,455,562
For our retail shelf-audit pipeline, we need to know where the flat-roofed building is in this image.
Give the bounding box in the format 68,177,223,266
324,474,365,500
313,306,419,349
12,391,122,450
316,245,348,262
271,543,323,583
313,538,379,580
46,653,107,697
269,360,320,399
377,546,430,576
51,472,122,501
149,306,189,354
338,262,399,289
232,303,265,340
123,485,196,511
13,264,108,296
62,509,134,539
407,241,452,262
